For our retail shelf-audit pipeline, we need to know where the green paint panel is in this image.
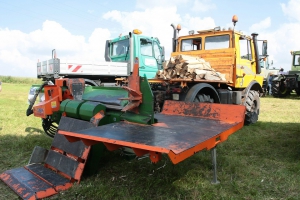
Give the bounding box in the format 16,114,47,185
83,143,106,176
59,99,72,112
105,111,122,124
79,102,106,121
139,76,155,124
64,100,85,119
121,76,155,125
51,111,63,124
83,86,128,107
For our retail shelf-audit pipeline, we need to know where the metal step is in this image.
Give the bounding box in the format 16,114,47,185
0,133,91,200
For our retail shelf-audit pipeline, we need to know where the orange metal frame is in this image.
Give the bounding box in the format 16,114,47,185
59,100,245,164
32,78,84,119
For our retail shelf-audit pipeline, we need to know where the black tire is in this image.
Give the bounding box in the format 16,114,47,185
184,83,220,103
244,90,260,125
42,117,58,138
271,81,290,98
296,82,300,96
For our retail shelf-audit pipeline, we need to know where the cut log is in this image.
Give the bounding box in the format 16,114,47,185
159,55,226,81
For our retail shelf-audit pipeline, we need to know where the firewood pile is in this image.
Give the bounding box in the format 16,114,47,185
155,55,226,81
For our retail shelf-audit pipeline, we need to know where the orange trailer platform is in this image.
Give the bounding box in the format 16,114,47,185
1,101,245,199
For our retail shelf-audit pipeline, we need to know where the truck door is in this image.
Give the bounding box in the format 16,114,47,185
138,38,160,79
237,36,254,87
153,41,164,70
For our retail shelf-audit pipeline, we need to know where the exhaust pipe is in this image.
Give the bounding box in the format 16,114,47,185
252,33,261,74
171,24,181,52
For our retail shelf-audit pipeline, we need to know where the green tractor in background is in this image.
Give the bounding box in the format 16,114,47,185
271,51,300,98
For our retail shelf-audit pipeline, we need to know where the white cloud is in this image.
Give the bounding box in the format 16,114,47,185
0,21,111,77
103,7,181,58
192,0,216,12
262,23,300,70
0,5,217,77
249,17,271,33
2,0,298,78
182,14,215,31
88,10,94,14
281,0,300,21
103,7,215,59
135,0,189,9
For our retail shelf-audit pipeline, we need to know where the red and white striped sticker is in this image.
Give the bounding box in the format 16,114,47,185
68,65,82,72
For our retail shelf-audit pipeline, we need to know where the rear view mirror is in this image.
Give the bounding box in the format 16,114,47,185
161,46,165,57
262,40,267,56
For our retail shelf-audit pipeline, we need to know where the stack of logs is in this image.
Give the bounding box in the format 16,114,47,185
155,55,226,81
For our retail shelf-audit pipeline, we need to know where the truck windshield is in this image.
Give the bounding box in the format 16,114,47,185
205,35,230,50
112,39,129,56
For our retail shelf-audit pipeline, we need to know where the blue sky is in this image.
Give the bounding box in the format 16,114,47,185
0,0,299,77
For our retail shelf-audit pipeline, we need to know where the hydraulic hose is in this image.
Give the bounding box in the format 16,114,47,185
26,82,48,116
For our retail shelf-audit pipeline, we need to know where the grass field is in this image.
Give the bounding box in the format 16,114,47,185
0,79,299,200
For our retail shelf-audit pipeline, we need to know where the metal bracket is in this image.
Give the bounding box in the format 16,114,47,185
90,110,105,126
120,58,142,113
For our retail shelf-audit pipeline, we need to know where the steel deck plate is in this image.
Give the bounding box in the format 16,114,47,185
0,167,57,200
25,164,70,187
59,113,237,155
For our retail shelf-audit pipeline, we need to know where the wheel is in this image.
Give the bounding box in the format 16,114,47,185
244,90,260,125
193,94,214,102
184,83,220,103
296,82,300,96
42,117,58,138
271,81,290,98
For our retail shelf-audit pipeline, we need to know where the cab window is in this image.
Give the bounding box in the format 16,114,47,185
239,37,252,60
205,35,230,50
181,38,202,51
140,38,153,56
111,39,129,56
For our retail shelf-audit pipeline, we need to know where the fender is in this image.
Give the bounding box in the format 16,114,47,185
185,83,221,103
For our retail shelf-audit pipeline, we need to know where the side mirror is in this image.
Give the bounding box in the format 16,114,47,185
104,40,111,62
161,46,165,57
262,40,267,56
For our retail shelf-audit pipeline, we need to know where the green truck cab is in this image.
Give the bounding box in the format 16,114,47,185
104,29,165,79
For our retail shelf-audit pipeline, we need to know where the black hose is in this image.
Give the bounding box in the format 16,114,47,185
26,82,48,116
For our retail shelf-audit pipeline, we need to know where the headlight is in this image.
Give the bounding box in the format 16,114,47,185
27,87,44,104
28,87,37,104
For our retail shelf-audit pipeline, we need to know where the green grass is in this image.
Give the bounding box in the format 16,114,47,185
0,75,43,84
0,81,300,200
